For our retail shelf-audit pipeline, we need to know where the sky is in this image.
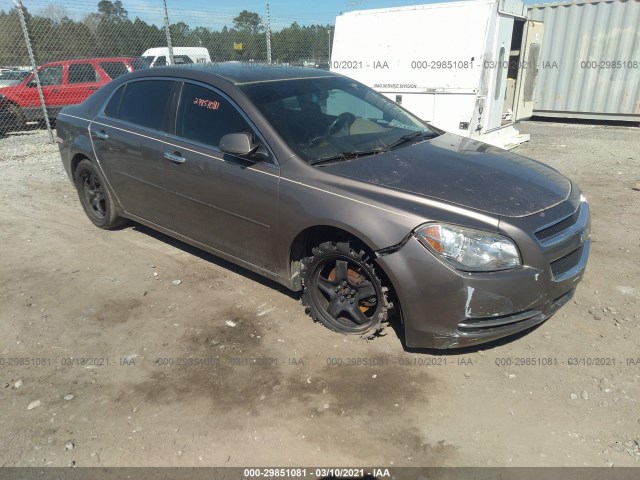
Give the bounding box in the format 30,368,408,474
163,0,540,28
0,0,541,30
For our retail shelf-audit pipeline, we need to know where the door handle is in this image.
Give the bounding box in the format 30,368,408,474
88,86,99,91
92,129,109,140
164,151,186,164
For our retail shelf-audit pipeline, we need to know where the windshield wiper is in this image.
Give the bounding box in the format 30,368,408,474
309,149,383,166
384,130,436,150
308,130,438,166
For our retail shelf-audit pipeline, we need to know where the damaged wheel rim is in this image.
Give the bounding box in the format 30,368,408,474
310,256,381,332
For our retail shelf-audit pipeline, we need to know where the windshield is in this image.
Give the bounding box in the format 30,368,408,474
240,76,439,163
139,56,155,67
132,57,152,70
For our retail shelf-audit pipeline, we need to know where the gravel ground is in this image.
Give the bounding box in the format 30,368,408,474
0,121,639,467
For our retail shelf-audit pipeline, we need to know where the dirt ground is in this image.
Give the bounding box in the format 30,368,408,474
0,120,639,468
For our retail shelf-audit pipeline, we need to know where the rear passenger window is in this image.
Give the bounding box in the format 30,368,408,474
117,80,174,130
104,85,124,118
176,83,251,149
100,62,129,79
68,63,98,84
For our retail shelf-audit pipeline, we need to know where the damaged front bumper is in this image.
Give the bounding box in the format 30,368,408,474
375,201,590,348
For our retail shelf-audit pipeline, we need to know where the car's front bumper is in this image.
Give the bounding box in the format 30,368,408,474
376,200,590,349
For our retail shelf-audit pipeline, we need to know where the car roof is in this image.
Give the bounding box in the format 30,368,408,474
143,47,208,55
40,57,138,67
138,62,339,85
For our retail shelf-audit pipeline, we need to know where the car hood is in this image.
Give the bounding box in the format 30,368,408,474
319,133,571,218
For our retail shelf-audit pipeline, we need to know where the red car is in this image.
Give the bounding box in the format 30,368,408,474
0,57,147,133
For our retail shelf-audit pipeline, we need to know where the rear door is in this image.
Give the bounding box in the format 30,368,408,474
161,81,280,270
99,61,131,80
90,78,178,228
62,62,103,106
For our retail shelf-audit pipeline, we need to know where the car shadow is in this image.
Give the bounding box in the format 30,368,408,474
128,222,301,302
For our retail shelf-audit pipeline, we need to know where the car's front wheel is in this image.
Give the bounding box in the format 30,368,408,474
301,241,389,336
75,159,127,229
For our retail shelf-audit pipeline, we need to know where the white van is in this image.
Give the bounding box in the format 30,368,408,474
141,47,211,67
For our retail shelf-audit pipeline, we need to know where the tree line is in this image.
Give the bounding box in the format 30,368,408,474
0,1,334,66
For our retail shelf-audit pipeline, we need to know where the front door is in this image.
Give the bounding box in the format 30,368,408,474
17,65,65,121
162,81,280,271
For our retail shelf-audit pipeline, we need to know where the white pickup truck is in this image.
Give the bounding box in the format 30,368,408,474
141,47,211,67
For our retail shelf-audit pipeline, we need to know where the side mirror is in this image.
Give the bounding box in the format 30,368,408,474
219,132,260,157
26,80,37,88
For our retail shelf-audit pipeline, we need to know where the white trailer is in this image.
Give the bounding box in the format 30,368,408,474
331,0,544,149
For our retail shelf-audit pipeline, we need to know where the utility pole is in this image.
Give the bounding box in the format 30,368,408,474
14,0,53,142
265,2,272,64
163,0,174,65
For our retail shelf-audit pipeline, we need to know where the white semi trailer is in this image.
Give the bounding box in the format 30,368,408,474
331,0,544,149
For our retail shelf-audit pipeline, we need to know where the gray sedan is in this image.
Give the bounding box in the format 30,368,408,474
55,64,590,348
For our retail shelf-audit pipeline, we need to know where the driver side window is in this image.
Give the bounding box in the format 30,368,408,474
176,82,253,151
38,66,63,86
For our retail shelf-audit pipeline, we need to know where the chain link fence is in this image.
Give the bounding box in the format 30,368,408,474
0,0,335,141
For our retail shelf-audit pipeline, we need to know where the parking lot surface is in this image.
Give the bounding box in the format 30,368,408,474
0,121,639,466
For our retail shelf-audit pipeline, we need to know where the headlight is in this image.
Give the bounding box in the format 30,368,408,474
415,223,521,272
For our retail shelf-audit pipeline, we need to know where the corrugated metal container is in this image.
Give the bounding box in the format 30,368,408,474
527,0,640,121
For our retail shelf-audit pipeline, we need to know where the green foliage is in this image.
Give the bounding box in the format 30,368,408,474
233,10,264,34
0,4,334,66
98,1,128,20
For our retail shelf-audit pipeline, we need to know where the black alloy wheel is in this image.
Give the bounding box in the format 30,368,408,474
301,242,389,335
74,159,126,229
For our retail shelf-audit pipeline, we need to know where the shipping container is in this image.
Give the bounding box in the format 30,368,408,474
528,0,640,122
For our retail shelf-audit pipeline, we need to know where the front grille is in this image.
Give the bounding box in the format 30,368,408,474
550,246,584,277
535,208,580,241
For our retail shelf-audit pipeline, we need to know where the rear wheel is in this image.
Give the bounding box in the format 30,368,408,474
301,241,389,336
74,159,127,229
